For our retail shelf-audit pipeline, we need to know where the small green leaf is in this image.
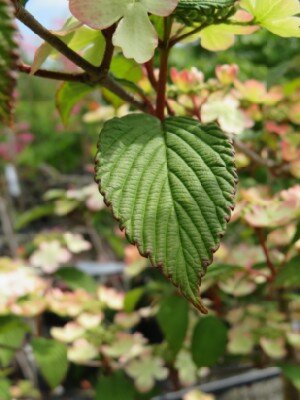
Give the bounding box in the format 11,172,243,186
124,288,144,313
0,0,18,124
32,338,68,389
95,114,236,311
56,82,94,126
157,295,189,355
96,371,135,400
0,317,28,367
281,364,300,390
192,315,228,367
55,267,97,293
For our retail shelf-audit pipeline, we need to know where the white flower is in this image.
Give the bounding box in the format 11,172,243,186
69,0,179,63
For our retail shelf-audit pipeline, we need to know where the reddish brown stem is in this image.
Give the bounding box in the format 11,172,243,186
256,228,276,279
144,59,158,90
156,18,172,121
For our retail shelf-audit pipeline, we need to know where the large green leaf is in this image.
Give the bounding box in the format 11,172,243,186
95,114,236,311
32,338,68,389
191,315,228,367
0,0,18,124
157,295,189,356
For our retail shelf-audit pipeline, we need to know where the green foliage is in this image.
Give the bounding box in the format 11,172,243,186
55,267,97,293
0,379,10,400
192,315,228,367
32,338,68,389
157,295,189,356
95,114,236,311
281,364,300,391
0,317,28,367
175,0,235,25
56,82,94,126
275,256,300,288
96,371,135,400
124,288,144,313
0,0,18,124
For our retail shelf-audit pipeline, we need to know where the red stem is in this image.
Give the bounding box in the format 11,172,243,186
156,19,172,121
256,228,276,279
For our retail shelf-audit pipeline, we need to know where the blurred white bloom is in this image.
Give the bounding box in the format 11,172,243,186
30,241,71,273
64,232,92,253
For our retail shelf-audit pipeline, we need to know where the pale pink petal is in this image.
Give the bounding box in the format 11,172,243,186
141,0,179,16
69,0,128,30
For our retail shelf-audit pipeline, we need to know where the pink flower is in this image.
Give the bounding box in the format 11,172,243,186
170,67,204,92
216,64,239,85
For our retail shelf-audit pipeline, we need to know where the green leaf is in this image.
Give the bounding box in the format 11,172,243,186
191,315,228,367
275,256,300,288
0,317,28,367
56,82,94,126
124,288,144,313
240,0,300,38
157,295,189,355
0,379,10,400
32,338,68,389
55,267,97,293
281,364,300,390
14,204,54,230
95,114,236,311
96,371,135,400
0,0,18,124
177,0,235,9
175,0,235,25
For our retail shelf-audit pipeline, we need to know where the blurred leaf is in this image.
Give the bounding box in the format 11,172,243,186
0,379,10,400
275,256,300,288
55,267,97,293
124,288,144,313
281,364,300,390
32,338,68,389
0,0,18,124
0,317,29,367
192,315,228,367
14,204,54,230
56,82,94,126
96,371,135,400
157,295,189,356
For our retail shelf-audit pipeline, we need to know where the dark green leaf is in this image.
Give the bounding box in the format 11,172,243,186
192,315,228,367
96,371,135,400
157,295,189,355
95,114,236,311
275,256,300,288
32,338,68,389
55,267,97,294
